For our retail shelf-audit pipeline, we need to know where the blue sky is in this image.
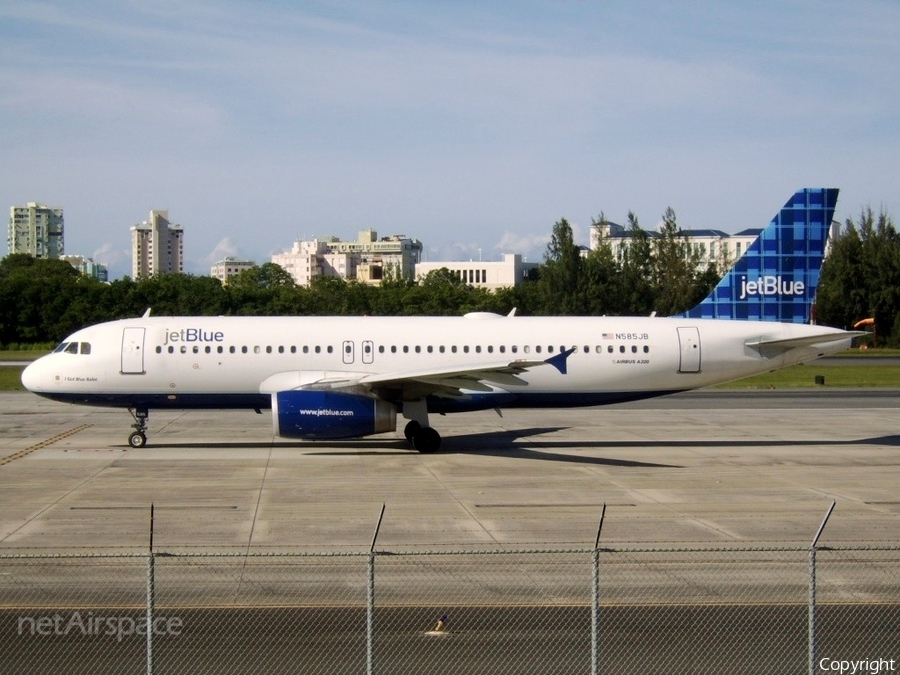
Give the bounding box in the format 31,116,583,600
2,1,898,279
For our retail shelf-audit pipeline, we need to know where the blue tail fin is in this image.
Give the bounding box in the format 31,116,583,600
680,188,839,323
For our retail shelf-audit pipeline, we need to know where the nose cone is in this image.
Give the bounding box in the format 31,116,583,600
21,360,43,392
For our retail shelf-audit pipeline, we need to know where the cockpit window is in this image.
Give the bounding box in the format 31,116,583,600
55,341,90,355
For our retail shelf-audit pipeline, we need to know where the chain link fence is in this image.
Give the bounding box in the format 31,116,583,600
1,546,898,674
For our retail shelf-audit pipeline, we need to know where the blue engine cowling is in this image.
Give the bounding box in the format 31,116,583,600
273,390,396,440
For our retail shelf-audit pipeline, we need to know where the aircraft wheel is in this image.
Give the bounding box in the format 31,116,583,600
404,420,421,442
412,427,441,454
128,432,147,448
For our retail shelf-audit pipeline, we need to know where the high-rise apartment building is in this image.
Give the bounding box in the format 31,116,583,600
8,202,64,259
131,210,184,279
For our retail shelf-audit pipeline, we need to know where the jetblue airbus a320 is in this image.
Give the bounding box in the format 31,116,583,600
22,189,859,452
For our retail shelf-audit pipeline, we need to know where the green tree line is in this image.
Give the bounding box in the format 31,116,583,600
1,207,897,347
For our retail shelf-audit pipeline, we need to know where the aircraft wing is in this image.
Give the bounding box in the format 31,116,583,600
359,350,574,399
260,349,575,400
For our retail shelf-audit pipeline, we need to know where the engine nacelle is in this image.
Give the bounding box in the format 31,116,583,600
272,390,396,440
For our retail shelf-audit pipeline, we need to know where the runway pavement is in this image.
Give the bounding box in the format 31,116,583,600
2,390,900,673
1,389,899,550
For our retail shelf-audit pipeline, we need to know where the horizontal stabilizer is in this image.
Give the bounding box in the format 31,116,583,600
745,331,863,353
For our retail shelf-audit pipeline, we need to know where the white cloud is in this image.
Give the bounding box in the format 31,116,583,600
200,237,241,268
494,231,550,263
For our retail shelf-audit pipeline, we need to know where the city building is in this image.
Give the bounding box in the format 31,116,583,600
590,220,762,269
8,202,64,259
415,254,538,290
131,210,184,279
210,257,256,285
60,255,109,282
272,230,422,286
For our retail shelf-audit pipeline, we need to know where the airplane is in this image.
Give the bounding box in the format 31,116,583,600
22,188,859,453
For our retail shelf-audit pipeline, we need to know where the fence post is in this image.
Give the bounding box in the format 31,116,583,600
367,503,386,675
146,503,155,675
591,503,606,675
809,500,835,675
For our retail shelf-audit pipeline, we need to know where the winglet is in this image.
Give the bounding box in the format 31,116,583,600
545,347,576,375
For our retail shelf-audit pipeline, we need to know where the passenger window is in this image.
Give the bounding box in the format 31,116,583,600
536,346,542,354
168,346,175,354
487,346,494,353
439,346,445,353
156,346,162,354
511,346,517,353
524,346,530,354
327,346,333,354
315,346,321,354
415,346,421,353
181,346,187,354
475,346,482,353
193,346,200,354
205,346,211,354
303,346,309,354
391,346,397,353
230,346,236,354
403,346,409,353
451,346,457,353
499,346,505,353
463,346,470,353
619,346,625,353
290,346,296,354
218,346,224,354
643,346,650,353
607,346,613,353
242,346,248,354
254,346,261,354
631,345,637,353
266,346,272,354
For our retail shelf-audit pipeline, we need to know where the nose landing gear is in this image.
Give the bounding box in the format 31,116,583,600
128,408,149,448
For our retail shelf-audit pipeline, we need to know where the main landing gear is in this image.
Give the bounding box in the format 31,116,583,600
402,400,441,453
128,407,149,448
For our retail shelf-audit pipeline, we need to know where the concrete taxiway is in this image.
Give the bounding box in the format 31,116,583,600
1,389,899,551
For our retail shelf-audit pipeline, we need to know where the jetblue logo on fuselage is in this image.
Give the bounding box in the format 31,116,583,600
738,275,805,300
163,328,224,346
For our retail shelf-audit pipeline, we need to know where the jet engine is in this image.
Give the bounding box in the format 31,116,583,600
272,390,396,440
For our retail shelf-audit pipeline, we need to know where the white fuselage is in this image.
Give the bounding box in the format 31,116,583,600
22,313,853,412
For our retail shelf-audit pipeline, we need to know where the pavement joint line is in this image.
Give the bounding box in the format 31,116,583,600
0,425,93,467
